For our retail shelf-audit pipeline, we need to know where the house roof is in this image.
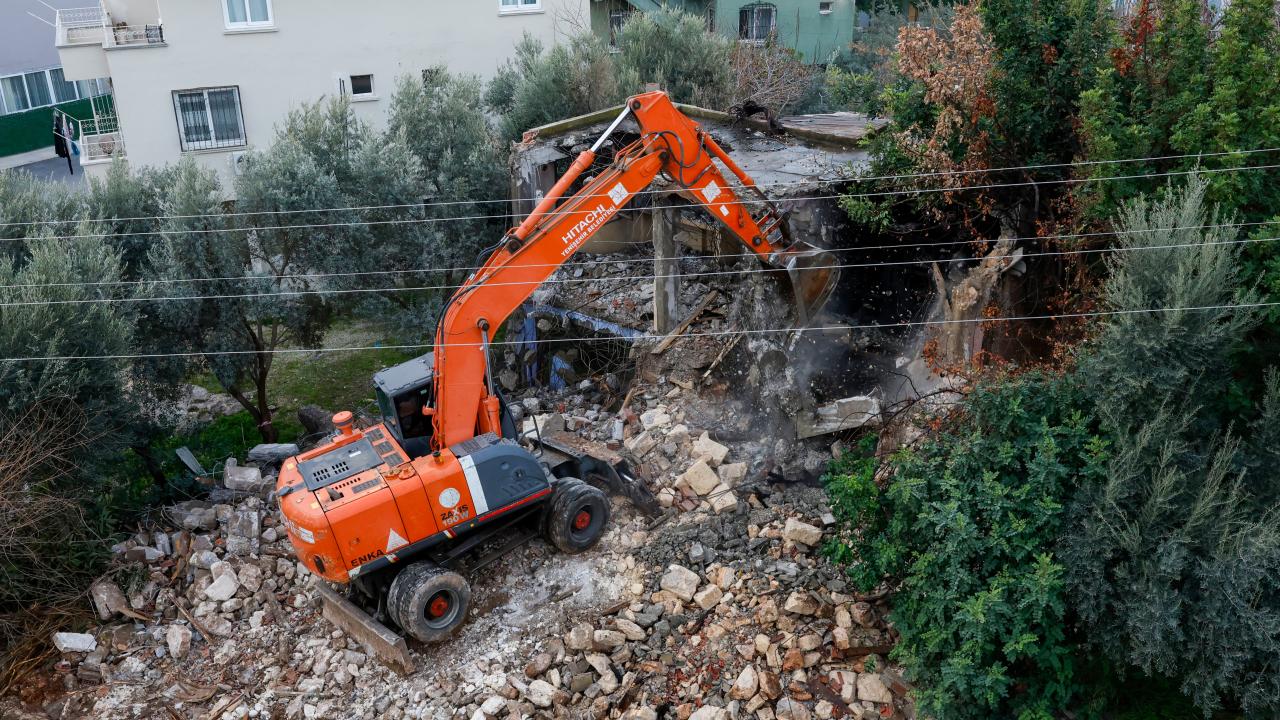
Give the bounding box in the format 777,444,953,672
516,102,886,196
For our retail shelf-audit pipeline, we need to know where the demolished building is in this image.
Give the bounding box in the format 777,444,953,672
503,103,945,475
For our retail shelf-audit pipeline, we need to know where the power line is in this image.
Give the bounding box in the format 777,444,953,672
2,145,1275,230
2,216,1274,292
3,232,1275,308
4,161,1278,244
2,300,1273,363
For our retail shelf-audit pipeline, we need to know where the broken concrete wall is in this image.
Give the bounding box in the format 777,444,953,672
505,104,1028,463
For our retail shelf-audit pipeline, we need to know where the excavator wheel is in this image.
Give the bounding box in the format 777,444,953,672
544,478,610,554
387,561,471,644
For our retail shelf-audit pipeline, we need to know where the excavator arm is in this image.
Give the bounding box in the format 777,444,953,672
431,91,838,449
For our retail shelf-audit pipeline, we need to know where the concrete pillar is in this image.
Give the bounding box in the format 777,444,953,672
653,206,680,334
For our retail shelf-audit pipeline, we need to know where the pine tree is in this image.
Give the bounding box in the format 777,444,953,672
1066,176,1280,717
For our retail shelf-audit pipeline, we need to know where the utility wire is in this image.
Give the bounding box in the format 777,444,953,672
2,300,1274,363
3,232,1276,308
4,162,1278,244
2,145,1276,229
2,217,1274,292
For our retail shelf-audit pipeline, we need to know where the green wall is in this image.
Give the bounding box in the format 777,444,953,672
0,98,94,159
592,0,859,65
713,0,858,63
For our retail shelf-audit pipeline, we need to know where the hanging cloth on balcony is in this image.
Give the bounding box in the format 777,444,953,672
53,116,68,159
52,115,75,174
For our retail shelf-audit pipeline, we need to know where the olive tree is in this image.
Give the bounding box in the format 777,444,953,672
149,157,332,442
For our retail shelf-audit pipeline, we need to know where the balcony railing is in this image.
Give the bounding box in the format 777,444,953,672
55,5,164,49
105,23,165,48
55,6,106,46
80,129,125,163
54,101,125,166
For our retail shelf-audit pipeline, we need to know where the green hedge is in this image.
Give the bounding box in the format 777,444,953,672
0,98,95,158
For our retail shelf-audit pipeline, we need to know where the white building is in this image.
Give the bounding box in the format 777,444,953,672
54,0,589,188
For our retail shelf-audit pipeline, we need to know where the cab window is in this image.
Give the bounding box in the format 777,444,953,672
396,390,432,439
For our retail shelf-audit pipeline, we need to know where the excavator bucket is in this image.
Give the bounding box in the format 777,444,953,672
771,242,841,325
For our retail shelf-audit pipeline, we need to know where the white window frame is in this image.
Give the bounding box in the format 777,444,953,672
172,86,247,152
348,74,376,100
819,1,834,15
498,0,542,16
48,68,79,104
0,67,85,116
0,74,30,115
223,0,274,30
22,70,55,109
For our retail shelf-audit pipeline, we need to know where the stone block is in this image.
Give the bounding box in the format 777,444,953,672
660,564,700,601
691,432,729,466
680,460,720,496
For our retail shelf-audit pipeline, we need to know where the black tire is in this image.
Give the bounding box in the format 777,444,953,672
545,478,610,554
387,562,471,644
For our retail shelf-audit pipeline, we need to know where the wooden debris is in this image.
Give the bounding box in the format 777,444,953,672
701,331,742,380
651,290,719,355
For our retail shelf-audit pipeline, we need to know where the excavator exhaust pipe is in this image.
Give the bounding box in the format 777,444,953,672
772,242,841,325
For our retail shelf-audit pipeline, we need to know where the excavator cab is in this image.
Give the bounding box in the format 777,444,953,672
373,354,437,459
374,353,519,457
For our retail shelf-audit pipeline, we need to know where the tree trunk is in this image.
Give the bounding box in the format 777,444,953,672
131,443,167,488
253,356,277,443
929,234,1022,367
221,379,276,442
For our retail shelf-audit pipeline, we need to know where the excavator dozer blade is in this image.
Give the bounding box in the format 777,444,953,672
771,242,841,325
315,583,415,676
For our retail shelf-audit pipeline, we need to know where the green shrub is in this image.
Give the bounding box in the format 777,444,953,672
826,374,1107,720
823,67,883,116
615,8,732,108
822,435,895,592
1064,178,1280,717
489,32,623,141
487,10,736,139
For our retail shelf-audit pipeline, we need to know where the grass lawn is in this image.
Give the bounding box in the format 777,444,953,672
187,320,421,451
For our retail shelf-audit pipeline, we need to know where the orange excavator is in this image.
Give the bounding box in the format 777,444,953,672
275,92,838,651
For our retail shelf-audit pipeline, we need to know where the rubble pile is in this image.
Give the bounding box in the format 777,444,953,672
521,248,888,481
528,250,731,333
16,251,918,720
20,383,912,720
170,384,242,429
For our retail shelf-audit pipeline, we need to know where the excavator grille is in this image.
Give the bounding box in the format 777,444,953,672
299,438,382,490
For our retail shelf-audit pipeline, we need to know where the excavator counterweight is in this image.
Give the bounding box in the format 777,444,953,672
275,92,839,654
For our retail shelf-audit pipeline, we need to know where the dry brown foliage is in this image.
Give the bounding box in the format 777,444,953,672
730,41,816,116
0,400,103,694
896,4,998,194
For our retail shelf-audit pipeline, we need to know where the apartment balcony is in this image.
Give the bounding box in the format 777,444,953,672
54,99,125,168
55,4,165,82
55,6,107,47
105,23,166,49
79,116,125,165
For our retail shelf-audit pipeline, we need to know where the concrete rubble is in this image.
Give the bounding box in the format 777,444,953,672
16,111,934,717
166,384,242,431
28,376,913,720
